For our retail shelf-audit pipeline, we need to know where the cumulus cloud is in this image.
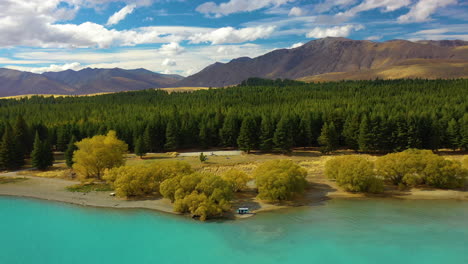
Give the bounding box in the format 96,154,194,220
289,42,304,48
6,62,83,74
159,42,185,55
189,26,275,44
162,58,177,66
398,0,457,23
0,1,275,48
306,24,364,38
7,43,274,76
288,7,305,16
196,0,295,17
106,4,136,26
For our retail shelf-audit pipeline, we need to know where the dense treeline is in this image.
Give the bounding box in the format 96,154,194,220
0,79,467,167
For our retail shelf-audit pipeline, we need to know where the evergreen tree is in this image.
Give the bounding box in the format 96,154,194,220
297,113,312,148
142,124,154,152
0,126,16,170
273,116,293,153
198,123,210,149
427,118,442,151
446,118,460,150
56,126,71,151
260,116,275,152
31,132,53,170
342,115,360,151
219,114,239,147
358,116,373,152
318,122,339,154
459,114,468,151
65,136,77,168
13,115,29,167
164,120,179,150
406,116,422,149
237,116,257,153
134,137,146,158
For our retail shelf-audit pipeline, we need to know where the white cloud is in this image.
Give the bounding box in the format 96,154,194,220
406,24,468,40
288,7,305,16
398,0,457,23
0,1,274,48
8,43,274,76
196,0,295,17
314,0,357,13
335,0,411,20
306,24,364,38
366,35,382,41
289,42,304,48
6,62,83,74
106,4,136,26
162,58,177,66
189,26,275,44
159,42,185,55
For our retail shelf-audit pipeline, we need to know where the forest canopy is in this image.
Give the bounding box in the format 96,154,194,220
0,79,467,155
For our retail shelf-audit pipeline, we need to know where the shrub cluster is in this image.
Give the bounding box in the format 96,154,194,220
325,150,467,193
325,156,384,193
376,149,467,189
254,160,308,201
104,161,239,221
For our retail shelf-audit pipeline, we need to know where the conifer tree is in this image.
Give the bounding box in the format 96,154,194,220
56,126,71,151
134,137,146,158
260,116,275,152
13,115,29,167
459,114,468,151
358,116,373,152
0,126,16,170
198,123,209,149
31,132,53,170
342,115,360,151
318,122,339,154
273,116,293,153
143,125,155,152
446,118,460,150
65,136,77,168
219,114,239,147
164,120,179,150
237,116,257,153
297,113,312,148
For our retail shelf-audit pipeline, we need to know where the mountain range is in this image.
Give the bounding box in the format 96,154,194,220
0,68,183,97
1,37,467,97
177,37,468,87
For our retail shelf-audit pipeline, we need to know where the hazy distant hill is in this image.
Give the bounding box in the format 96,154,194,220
0,68,183,97
176,37,468,87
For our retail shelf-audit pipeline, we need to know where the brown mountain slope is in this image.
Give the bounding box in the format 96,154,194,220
0,67,184,97
300,59,468,82
177,37,468,87
0,68,75,97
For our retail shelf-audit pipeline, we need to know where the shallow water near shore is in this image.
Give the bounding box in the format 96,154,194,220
1,197,467,264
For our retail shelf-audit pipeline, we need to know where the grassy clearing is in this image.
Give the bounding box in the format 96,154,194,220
124,149,467,181
66,183,112,193
0,177,28,184
17,166,70,179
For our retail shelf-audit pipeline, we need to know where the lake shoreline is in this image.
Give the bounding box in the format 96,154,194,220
1,175,467,220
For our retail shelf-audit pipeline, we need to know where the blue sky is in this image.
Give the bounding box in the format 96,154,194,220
0,0,467,76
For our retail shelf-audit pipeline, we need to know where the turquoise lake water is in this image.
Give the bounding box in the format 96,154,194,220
0,197,467,264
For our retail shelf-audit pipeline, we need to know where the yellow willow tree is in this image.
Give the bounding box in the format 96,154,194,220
73,131,128,180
